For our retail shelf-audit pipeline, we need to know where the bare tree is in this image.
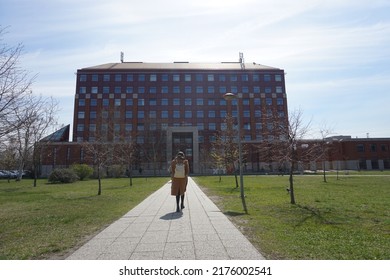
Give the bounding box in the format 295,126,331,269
198,140,213,174
317,125,335,183
286,109,313,204
116,133,138,186
13,94,58,182
82,109,116,195
0,27,36,139
257,109,312,204
83,141,112,195
0,137,18,182
211,114,240,186
136,116,166,176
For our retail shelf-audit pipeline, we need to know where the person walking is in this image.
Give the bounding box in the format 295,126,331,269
170,151,189,212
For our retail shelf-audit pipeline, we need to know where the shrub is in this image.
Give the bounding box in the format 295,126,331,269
48,168,79,184
107,165,126,178
92,167,106,179
71,164,93,180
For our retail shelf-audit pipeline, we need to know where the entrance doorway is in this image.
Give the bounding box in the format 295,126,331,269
167,126,199,174
172,132,193,172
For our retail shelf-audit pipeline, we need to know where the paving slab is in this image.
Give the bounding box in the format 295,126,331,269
67,177,265,260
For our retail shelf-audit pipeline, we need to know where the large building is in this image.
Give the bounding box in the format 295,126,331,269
38,59,390,177
69,59,288,174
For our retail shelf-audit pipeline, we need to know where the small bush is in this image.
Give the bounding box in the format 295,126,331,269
92,167,106,179
48,169,79,184
71,164,93,180
107,165,126,178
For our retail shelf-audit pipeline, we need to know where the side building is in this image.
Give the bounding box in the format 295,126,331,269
321,136,390,171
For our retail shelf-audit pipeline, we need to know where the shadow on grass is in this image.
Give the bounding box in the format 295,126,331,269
224,211,246,217
294,204,338,226
0,188,22,193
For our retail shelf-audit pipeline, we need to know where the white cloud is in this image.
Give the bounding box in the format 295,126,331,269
2,0,390,139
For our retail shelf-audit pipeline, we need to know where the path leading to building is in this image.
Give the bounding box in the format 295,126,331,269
67,177,265,260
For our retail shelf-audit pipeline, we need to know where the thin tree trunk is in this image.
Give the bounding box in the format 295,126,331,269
323,161,327,182
17,164,24,181
234,173,239,188
97,166,102,195
98,179,102,195
129,165,133,186
234,168,239,189
289,163,296,204
33,168,38,187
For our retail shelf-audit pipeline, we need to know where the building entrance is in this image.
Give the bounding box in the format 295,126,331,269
172,132,193,172
167,126,199,174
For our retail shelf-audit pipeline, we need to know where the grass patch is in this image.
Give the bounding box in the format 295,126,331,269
194,174,390,259
0,177,168,259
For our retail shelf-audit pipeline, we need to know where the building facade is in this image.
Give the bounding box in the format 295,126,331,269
38,60,390,176
322,136,390,171
69,61,288,175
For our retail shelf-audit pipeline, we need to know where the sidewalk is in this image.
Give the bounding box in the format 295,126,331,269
67,177,265,260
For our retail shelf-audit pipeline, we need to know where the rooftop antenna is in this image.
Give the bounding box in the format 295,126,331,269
120,52,124,63
239,52,245,70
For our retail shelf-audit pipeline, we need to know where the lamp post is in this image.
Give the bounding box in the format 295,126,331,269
224,92,248,213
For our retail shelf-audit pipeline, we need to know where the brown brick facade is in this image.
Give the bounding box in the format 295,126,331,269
38,62,390,176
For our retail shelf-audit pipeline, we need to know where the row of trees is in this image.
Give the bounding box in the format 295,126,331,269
211,108,333,205
0,27,58,183
74,104,332,200
81,138,138,195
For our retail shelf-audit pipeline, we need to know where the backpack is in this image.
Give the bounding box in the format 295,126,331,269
174,162,185,178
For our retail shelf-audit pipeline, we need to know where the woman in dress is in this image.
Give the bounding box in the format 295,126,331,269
170,151,189,212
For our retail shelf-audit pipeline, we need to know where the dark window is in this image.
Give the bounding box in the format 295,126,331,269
115,74,122,82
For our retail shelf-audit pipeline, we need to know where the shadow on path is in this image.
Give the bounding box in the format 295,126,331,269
160,212,183,220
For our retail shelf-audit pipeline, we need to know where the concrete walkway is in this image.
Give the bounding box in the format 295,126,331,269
67,177,264,260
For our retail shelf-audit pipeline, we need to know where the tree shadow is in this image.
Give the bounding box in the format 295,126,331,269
294,204,337,226
160,211,183,220
224,211,246,217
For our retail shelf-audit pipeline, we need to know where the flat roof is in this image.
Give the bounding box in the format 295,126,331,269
80,62,282,71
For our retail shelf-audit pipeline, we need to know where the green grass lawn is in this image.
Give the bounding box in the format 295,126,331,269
194,174,390,260
1,174,389,260
0,177,168,259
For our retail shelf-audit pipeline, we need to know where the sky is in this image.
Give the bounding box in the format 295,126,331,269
1,0,390,139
